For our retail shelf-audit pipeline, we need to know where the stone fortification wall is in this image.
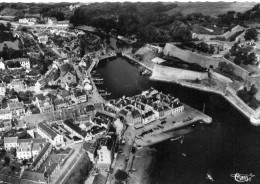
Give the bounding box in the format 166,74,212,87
151,64,208,81
193,25,246,41
211,72,232,83
163,43,220,68
163,43,249,79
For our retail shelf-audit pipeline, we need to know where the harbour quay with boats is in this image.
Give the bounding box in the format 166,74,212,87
106,88,212,147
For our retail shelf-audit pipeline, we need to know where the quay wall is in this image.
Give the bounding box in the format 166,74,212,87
152,64,208,81
149,75,260,126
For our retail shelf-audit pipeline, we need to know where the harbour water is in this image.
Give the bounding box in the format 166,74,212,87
96,56,260,184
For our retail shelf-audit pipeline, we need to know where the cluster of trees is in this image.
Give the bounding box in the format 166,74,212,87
216,4,260,28
230,43,257,65
70,2,193,43
218,61,235,75
237,84,260,109
244,28,258,41
1,44,23,61
39,5,65,21
183,41,216,54
115,169,128,184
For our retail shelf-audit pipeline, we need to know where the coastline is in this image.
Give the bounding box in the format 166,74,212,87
150,76,260,126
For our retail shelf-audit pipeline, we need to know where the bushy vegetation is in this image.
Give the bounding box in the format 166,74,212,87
70,2,192,43
244,28,258,41
229,43,257,65
237,85,260,109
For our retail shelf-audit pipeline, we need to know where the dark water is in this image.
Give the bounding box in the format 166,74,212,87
96,57,260,184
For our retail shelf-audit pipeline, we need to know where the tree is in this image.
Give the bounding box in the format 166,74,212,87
234,57,242,65
244,28,258,41
115,169,128,182
249,84,258,96
218,61,234,74
22,159,28,165
4,157,10,165
247,52,257,65
224,52,230,59
10,147,16,157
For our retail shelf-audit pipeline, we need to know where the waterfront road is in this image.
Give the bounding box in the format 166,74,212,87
135,107,211,146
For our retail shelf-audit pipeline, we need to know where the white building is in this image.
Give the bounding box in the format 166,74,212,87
47,17,57,25
16,138,46,160
0,58,5,70
37,122,64,146
4,137,18,151
142,111,156,125
113,118,123,135
0,109,12,120
17,142,32,160
19,18,37,25
19,58,30,69
170,101,185,114
8,102,25,119
0,82,6,96
7,80,27,92
38,35,48,45
97,146,111,170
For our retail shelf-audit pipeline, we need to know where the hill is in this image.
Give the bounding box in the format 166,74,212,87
166,2,258,17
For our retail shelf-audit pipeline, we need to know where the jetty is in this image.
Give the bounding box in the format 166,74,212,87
121,51,153,71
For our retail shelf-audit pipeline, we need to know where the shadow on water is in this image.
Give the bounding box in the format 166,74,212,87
96,56,260,184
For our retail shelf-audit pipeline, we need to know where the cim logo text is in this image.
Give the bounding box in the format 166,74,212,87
230,173,255,182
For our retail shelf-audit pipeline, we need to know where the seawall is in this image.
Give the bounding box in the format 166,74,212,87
150,75,260,126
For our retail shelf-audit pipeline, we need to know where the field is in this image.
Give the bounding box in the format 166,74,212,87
166,2,258,17
0,40,20,51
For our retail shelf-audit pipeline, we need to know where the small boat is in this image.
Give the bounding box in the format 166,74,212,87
182,153,186,157
206,172,214,182
142,69,151,75
98,89,106,93
95,81,104,85
100,92,111,96
93,78,103,81
171,136,183,141
91,70,96,74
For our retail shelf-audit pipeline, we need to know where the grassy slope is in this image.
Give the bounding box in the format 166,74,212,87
0,8,18,16
64,152,92,184
166,2,258,17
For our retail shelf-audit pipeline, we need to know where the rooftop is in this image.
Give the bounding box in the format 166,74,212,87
64,119,87,137
8,102,24,110
44,162,58,178
4,136,18,144
38,122,58,140
21,171,45,184
31,142,51,168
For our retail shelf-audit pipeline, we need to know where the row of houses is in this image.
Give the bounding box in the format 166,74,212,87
4,137,47,160
107,89,185,128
